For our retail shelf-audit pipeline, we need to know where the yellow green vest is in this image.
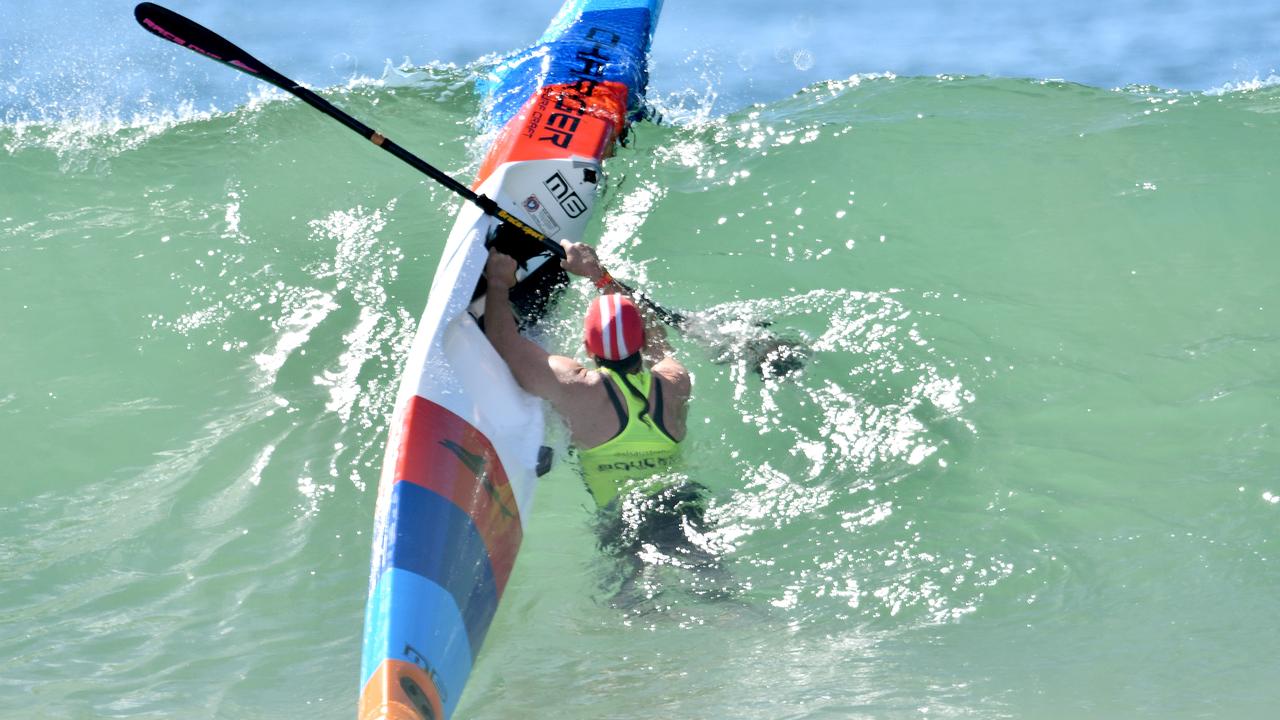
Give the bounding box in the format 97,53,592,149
578,367,681,508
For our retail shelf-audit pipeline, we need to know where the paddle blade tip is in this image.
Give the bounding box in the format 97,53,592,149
754,339,807,379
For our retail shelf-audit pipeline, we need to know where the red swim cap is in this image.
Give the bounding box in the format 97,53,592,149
584,294,645,361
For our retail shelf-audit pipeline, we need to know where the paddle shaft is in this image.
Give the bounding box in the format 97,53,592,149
133,2,686,328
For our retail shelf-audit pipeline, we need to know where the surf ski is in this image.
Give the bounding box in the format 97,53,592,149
357,2,665,718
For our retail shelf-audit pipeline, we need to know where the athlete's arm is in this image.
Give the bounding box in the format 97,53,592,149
484,249,588,404
638,311,675,365
559,240,676,363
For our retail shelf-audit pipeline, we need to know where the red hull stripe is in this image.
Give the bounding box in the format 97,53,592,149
394,395,522,594
475,81,630,186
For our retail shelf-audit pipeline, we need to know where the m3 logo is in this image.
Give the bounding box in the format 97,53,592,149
543,171,588,218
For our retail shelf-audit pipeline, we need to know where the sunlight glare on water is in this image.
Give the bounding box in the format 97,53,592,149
4,1,1280,717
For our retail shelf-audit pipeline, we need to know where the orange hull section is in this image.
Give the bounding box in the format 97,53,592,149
475,81,629,186
359,660,447,720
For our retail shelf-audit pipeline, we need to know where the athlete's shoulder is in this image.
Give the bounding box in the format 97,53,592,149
651,357,691,399
548,354,607,390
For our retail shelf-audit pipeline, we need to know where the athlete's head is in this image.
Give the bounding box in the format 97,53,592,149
584,294,645,362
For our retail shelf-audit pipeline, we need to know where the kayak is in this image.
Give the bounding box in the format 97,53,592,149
357,2,664,719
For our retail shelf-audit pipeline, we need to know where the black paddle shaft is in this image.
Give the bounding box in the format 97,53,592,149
133,3,557,253
133,2,687,328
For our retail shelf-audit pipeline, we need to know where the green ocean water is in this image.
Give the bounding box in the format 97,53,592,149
3,71,1280,718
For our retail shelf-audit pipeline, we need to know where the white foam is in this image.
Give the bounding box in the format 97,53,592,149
1204,73,1280,96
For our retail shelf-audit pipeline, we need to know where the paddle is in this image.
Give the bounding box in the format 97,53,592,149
132,2,688,329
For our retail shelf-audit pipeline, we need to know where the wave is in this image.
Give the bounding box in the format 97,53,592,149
6,62,1280,719
9,70,1280,159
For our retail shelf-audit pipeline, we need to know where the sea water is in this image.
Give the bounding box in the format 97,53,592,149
3,1,1279,718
